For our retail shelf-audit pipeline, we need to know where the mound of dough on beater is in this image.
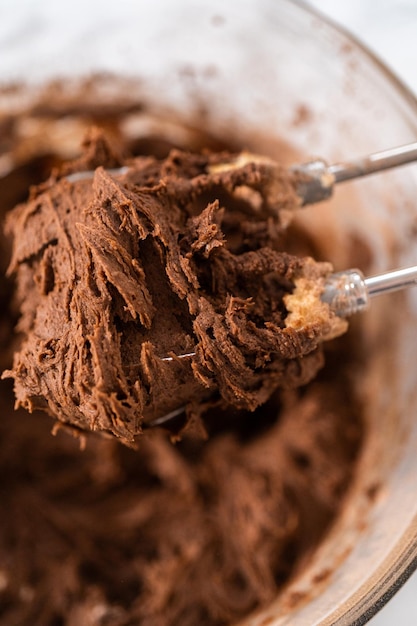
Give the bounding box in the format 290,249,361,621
4,132,346,443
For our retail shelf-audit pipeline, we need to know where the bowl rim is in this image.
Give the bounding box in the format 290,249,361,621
296,0,417,124
293,1,417,623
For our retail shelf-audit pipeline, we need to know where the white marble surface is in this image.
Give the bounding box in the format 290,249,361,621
304,3,417,624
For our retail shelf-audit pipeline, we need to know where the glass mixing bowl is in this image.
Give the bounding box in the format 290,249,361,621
1,1,417,624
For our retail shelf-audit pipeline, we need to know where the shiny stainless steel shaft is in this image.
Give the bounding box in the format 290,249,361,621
321,265,417,317
329,142,417,183
294,141,417,205
365,265,417,296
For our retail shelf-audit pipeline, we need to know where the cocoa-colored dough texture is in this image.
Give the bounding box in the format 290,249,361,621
0,91,363,626
5,130,343,443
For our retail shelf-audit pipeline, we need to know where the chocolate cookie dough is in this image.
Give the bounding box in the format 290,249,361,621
4,132,346,443
0,87,364,626
0,368,362,626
